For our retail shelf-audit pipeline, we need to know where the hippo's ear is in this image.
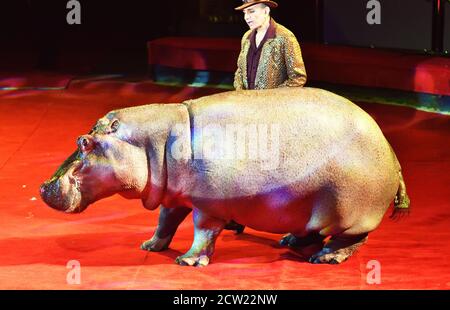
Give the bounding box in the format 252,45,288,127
89,118,120,135
110,119,120,133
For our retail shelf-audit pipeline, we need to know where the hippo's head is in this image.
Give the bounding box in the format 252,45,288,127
40,115,149,213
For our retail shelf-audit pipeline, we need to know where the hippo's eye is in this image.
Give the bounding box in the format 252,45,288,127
110,120,120,133
81,138,89,147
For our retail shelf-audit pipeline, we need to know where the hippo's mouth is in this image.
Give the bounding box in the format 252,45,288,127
40,159,89,213
68,160,82,190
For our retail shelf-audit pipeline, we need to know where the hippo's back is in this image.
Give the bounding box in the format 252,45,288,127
185,87,390,164
185,87,375,133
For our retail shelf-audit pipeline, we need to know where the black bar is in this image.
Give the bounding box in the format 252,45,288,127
1,290,449,307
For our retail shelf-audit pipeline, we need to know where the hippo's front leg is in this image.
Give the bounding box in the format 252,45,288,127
141,205,192,252
175,208,226,267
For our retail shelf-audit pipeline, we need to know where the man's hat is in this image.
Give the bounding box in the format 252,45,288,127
235,0,279,11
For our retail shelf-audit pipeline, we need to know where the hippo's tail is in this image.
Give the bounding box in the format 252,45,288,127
390,170,410,220
388,143,410,220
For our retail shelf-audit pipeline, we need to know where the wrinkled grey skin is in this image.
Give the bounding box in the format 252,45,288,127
41,87,409,266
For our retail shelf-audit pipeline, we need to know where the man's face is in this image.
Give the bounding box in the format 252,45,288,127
243,4,269,30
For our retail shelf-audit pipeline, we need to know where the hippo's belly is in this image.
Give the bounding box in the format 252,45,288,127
190,187,320,234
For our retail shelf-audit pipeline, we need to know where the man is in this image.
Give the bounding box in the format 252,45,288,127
234,0,307,90
225,1,307,234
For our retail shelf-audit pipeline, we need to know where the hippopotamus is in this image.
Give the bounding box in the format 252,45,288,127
40,87,410,266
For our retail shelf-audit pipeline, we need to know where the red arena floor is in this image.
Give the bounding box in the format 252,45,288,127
0,76,449,290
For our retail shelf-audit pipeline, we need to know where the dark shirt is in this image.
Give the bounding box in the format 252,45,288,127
247,19,276,90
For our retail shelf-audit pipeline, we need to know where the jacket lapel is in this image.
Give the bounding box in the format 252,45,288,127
241,39,250,90
255,20,278,89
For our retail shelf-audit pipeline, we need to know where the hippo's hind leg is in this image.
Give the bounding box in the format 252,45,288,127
141,205,192,252
175,208,226,267
309,233,368,264
280,232,325,247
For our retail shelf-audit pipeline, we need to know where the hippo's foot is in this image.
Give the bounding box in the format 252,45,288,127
224,220,245,234
174,208,224,267
280,232,325,247
141,234,173,252
175,254,210,267
309,233,368,264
